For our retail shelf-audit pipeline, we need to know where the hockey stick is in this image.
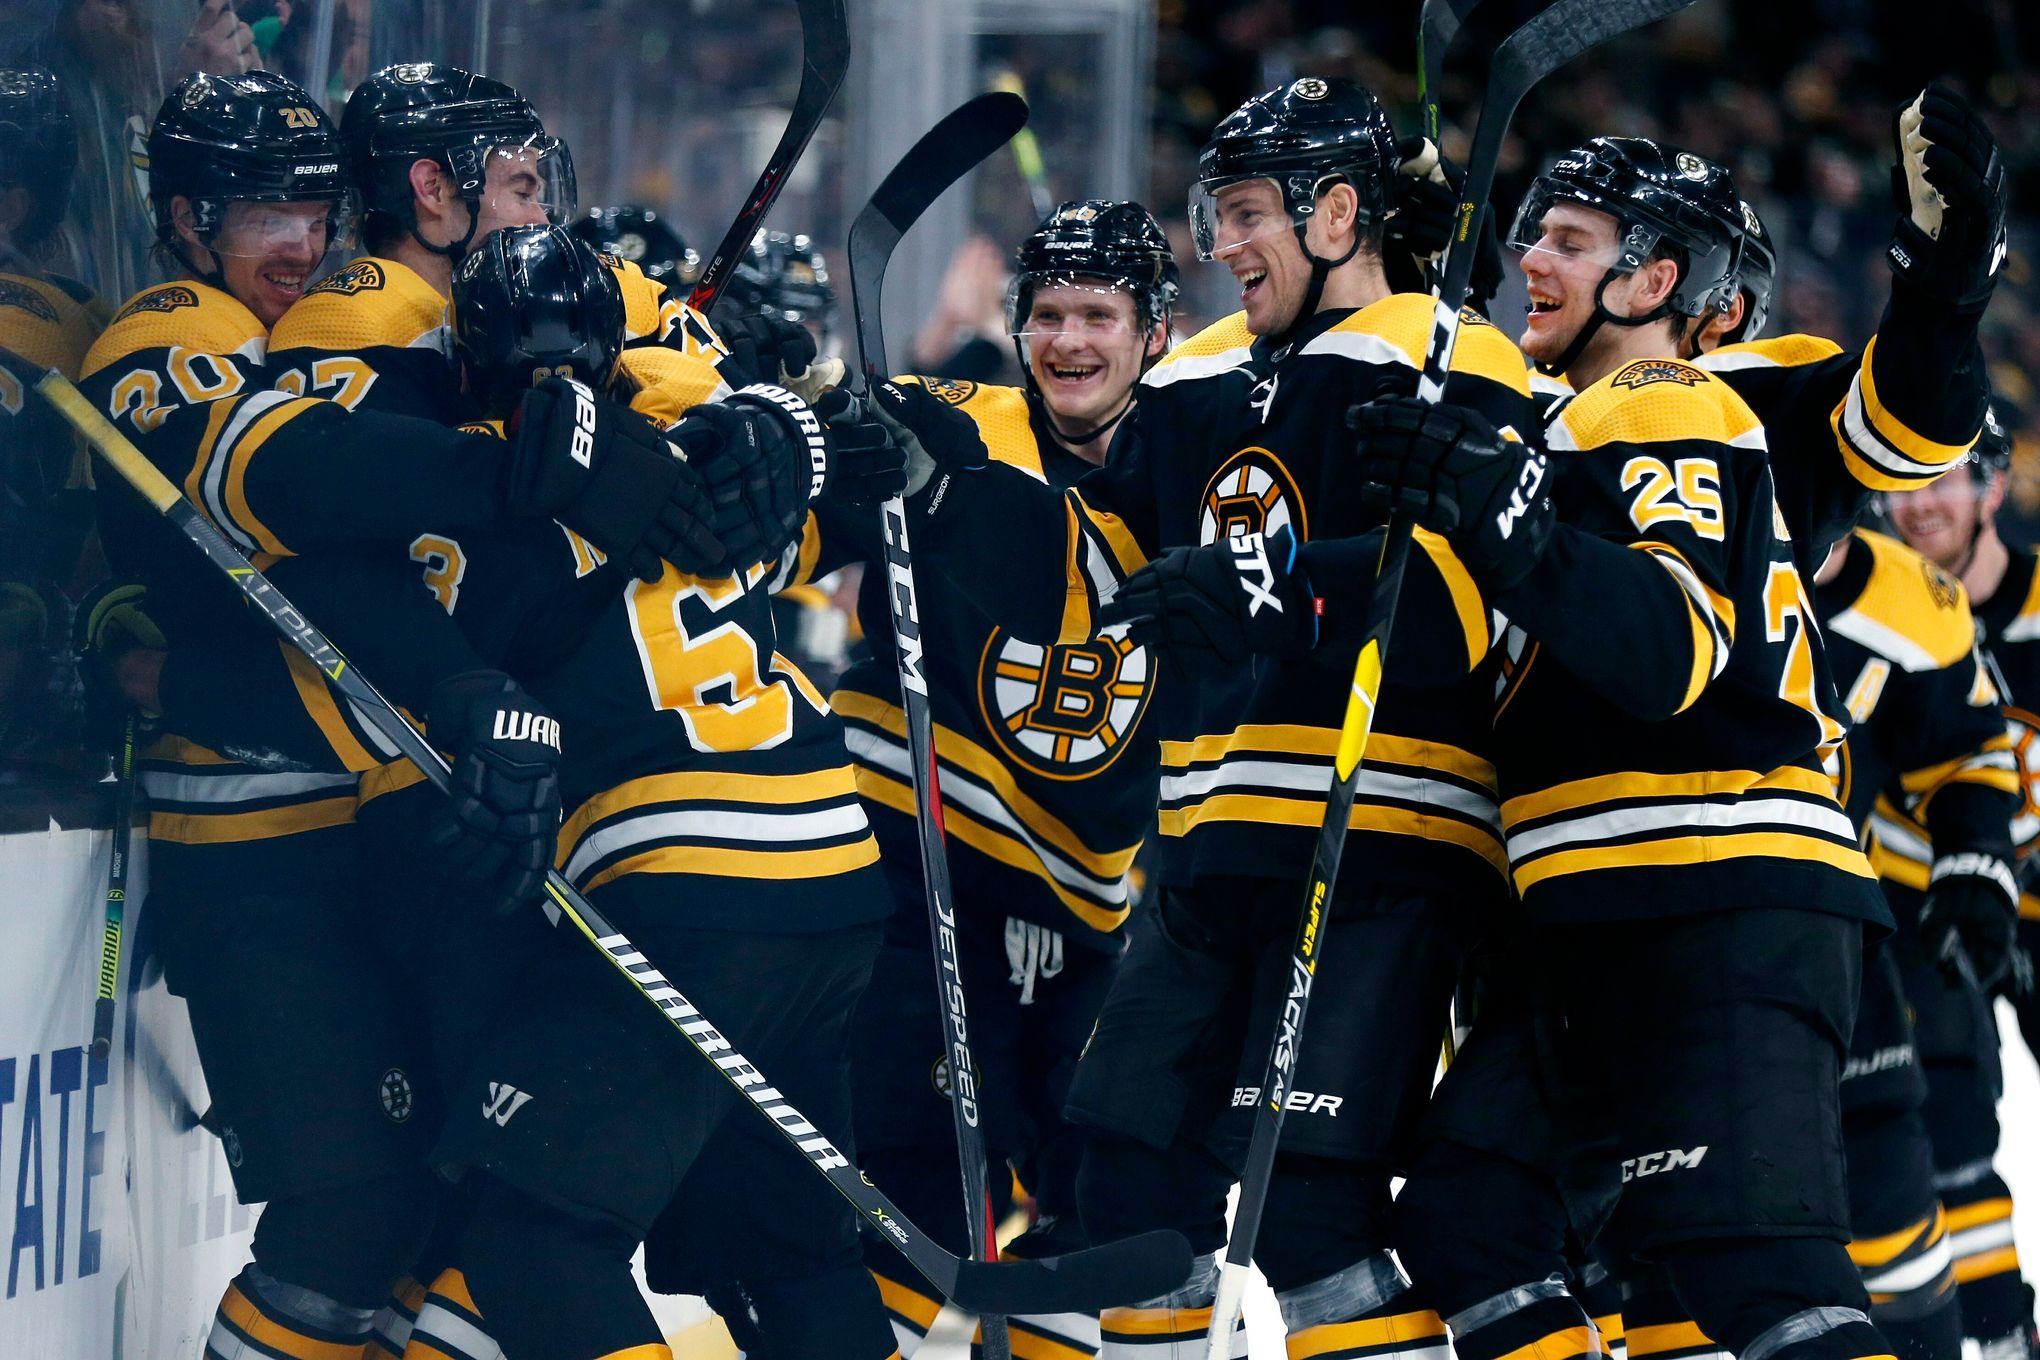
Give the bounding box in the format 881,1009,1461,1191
90,711,136,1061
18,361,1192,1319
687,0,850,316
851,90,1032,1360
991,70,1057,222
1206,0,1706,1347
1418,0,1484,142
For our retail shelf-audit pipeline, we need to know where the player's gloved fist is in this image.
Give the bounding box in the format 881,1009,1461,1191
73,580,165,751
1920,850,2020,988
1383,138,1505,313
671,384,827,574
718,312,820,390
1888,83,2008,307
1350,396,1553,592
426,670,564,916
1098,527,1318,678
810,387,908,507
503,377,726,583
863,380,989,499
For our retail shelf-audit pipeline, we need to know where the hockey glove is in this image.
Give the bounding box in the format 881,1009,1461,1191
810,387,908,508
718,312,820,390
1098,528,1318,679
1384,138,1505,314
74,579,164,754
1919,850,2019,989
1889,83,2008,308
1350,396,1553,592
426,670,564,916
864,380,989,499
503,377,726,583
670,384,828,574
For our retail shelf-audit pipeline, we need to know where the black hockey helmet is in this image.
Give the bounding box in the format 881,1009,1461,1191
451,223,625,419
569,204,699,289
1189,76,1398,261
1506,136,1749,373
342,62,573,257
0,69,77,252
723,229,837,340
1008,199,1180,335
1729,198,1775,344
147,71,356,254
1970,402,2013,482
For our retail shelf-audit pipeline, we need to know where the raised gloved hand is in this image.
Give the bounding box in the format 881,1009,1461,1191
1888,83,2008,307
668,383,829,574
1350,396,1553,592
862,380,989,499
1383,137,1505,313
426,670,564,916
1919,850,2019,989
1098,528,1317,678
718,312,820,389
503,377,725,583
810,387,908,508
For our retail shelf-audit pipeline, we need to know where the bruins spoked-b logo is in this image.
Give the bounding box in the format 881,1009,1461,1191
1199,446,1306,545
979,626,1154,781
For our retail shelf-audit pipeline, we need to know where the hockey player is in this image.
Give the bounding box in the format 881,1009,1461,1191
1373,94,2011,1360
1811,520,2019,1360
832,199,1179,1360
287,221,903,1360
1353,136,1897,1360
1883,414,2040,1360
78,71,755,1360
884,78,1537,1358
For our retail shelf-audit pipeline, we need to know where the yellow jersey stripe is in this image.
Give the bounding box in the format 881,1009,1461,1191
579,837,880,891
1503,764,1834,825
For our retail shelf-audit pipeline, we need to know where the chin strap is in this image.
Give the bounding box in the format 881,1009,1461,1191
1534,268,1681,377
410,198,482,263
1039,386,1137,451
1269,222,1364,351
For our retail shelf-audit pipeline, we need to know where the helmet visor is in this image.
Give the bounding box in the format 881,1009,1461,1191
478,137,577,226
206,193,359,258
1007,275,1144,340
1187,175,1299,261
1505,180,1657,274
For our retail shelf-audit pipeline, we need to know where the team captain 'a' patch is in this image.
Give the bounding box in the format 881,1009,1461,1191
1610,357,1705,389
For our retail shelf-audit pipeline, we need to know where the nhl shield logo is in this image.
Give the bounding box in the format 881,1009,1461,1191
379,1068,415,1123
221,1125,244,1168
1199,446,1307,545
979,625,1155,780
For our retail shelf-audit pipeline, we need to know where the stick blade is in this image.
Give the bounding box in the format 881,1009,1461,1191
848,90,1029,382
948,1230,1194,1316
1498,0,1702,85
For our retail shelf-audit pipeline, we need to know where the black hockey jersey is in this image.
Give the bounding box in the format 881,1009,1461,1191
1813,528,2014,858
1488,358,1887,926
1698,278,1990,573
1873,543,2040,924
263,291,890,936
834,379,1163,943
920,293,1536,899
